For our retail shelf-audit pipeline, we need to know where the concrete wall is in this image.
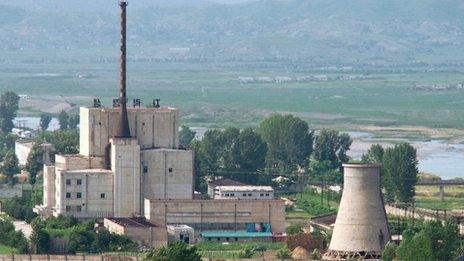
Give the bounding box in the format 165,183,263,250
111,138,141,217
141,149,194,202
104,219,168,248
43,165,56,208
0,184,24,199
328,164,390,254
214,188,274,200
15,141,33,166
80,107,179,157
145,199,286,235
55,169,114,218
0,254,139,261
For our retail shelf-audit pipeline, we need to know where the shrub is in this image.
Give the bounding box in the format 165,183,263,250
276,246,292,260
144,242,202,261
286,223,303,236
238,245,255,258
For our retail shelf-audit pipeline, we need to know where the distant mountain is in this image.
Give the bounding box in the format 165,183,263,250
2,0,464,64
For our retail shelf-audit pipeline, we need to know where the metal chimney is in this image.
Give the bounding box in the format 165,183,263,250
115,1,131,138
323,164,390,260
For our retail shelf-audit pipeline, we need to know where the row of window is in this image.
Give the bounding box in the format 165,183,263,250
65,193,106,199
221,193,270,197
66,179,82,186
142,166,174,174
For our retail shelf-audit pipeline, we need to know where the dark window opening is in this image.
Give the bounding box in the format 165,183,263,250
168,168,173,173
101,193,106,199
66,179,71,186
77,179,82,185
143,166,148,173
66,193,71,199
77,193,82,199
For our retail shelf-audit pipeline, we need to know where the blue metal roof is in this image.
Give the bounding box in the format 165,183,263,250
201,231,272,238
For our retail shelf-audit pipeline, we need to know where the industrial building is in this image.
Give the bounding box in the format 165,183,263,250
323,164,391,260
34,1,285,247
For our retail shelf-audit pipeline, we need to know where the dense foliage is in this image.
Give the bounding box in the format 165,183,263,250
0,218,29,253
58,110,69,131
259,114,313,173
178,125,196,148
362,143,419,203
1,196,37,223
313,129,352,169
39,114,52,131
383,219,461,261
144,242,202,261
0,91,19,134
1,150,20,184
26,143,44,185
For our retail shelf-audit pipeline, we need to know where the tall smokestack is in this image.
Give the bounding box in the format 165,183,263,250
115,1,131,138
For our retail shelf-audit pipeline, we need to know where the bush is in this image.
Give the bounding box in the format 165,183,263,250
0,219,29,253
145,242,202,261
1,196,37,223
286,223,303,236
381,242,397,261
238,245,255,258
276,246,292,260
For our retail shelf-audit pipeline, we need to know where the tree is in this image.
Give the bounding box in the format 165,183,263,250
381,242,397,261
2,150,20,184
145,242,202,261
382,143,418,202
0,91,19,134
30,229,50,254
58,110,69,131
276,246,292,260
39,114,52,131
308,159,342,184
396,229,433,261
51,130,79,155
313,129,352,169
362,144,384,164
68,114,79,130
26,143,44,185
285,223,303,235
178,125,196,148
236,127,267,172
259,114,313,173
0,219,29,253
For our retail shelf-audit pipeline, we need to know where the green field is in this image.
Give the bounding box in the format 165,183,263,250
415,185,464,210
2,59,464,131
0,244,15,254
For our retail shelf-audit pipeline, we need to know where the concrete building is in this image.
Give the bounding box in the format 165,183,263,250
207,178,246,198
323,164,390,260
214,185,274,200
144,198,286,242
167,225,195,244
104,217,167,248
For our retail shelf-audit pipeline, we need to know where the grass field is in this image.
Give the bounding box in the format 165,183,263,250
3,60,464,131
415,185,464,210
0,244,15,254
196,242,284,259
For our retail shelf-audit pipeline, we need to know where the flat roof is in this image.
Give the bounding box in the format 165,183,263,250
201,231,272,238
209,178,247,187
65,169,113,174
217,186,274,192
106,217,160,228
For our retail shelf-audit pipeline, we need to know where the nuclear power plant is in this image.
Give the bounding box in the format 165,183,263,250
323,164,390,260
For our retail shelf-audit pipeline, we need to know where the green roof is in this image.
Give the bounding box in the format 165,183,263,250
201,231,272,238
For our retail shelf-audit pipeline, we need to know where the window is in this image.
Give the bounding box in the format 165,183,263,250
235,237,238,242
66,179,71,186
100,193,106,199
77,179,82,185
168,168,173,173
66,206,71,212
77,193,82,199
217,237,220,241
225,194,229,197
226,237,229,241
242,193,247,197
230,193,235,197
66,193,71,199
260,193,264,197
248,193,252,197
265,193,269,196
76,206,82,212
143,166,148,173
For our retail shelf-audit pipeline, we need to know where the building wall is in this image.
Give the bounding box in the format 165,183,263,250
104,219,168,248
80,107,179,157
0,184,24,199
145,199,286,235
43,165,56,208
141,149,194,203
111,138,141,217
55,170,114,218
55,155,104,171
214,189,274,200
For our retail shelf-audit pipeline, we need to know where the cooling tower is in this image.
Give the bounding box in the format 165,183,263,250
323,164,390,260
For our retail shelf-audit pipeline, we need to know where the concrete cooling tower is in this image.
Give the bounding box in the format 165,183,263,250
323,163,390,260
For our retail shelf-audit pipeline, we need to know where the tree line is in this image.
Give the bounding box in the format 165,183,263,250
180,114,419,203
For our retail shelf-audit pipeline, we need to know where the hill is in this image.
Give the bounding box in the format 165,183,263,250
1,0,464,64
